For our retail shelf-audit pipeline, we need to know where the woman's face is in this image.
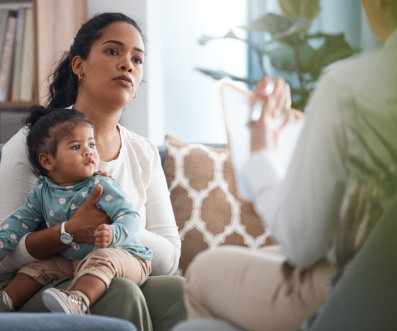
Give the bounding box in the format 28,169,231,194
74,21,145,108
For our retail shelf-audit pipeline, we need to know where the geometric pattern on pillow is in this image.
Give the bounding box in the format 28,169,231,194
163,135,274,275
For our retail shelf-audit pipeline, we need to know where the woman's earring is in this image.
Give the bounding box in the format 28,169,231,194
133,92,137,99
78,72,84,82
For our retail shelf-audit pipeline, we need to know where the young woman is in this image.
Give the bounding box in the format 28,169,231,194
0,13,185,330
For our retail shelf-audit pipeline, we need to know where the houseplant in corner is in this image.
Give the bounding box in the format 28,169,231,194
197,0,358,110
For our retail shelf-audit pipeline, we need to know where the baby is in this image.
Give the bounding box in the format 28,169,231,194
0,106,152,314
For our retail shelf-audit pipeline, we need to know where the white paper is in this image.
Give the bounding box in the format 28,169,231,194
220,81,304,201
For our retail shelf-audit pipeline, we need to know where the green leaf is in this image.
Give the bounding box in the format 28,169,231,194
239,13,291,34
359,114,397,163
350,126,391,176
279,0,321,20
224,30,239,39
196,0,358,110
290,87,312,110
296,41,317,72
198,30,239,45
198,34,216,46
279,0,299,19
312,34,355,68
195,68,258,85
268,44,297,72
272,16,311,45
300,0,321,20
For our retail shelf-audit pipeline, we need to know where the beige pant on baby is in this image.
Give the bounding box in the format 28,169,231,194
18,247,151,288
184,245,336,331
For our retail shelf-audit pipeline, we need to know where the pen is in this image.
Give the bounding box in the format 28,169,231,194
247,81,292,126
247,80,274,126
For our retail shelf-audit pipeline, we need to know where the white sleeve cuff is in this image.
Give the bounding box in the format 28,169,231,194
0,234,39,273
243,150,284,197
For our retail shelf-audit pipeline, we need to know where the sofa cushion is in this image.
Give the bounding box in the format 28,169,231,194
163,135,274,275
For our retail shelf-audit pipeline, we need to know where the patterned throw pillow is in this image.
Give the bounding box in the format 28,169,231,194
163,135,274,275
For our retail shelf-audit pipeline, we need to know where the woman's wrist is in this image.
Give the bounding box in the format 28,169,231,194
64,217,85,243
25,223,66,259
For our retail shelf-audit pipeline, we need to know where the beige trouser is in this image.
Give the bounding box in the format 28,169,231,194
184,245,336,331
18,247,151,289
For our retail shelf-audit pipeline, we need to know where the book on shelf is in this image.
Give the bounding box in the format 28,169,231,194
20,6,34,102
0,10,17,102
0,9,9,63
11,7,26,101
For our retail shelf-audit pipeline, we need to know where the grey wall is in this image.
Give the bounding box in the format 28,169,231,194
0,111,26,143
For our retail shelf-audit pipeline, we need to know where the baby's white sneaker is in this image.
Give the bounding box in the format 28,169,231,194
41,288,89,314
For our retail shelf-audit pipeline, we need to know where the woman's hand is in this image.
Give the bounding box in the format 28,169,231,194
249,77,291,153
94,224,113,248
67,185,111,243
96,170,112,177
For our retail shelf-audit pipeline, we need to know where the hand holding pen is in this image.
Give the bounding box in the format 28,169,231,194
248,77,292,153
247,77,291,125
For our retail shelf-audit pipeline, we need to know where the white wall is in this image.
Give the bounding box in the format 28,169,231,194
149,0,247,144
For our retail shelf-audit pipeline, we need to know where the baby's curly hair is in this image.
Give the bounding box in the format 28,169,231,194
25,106,93,176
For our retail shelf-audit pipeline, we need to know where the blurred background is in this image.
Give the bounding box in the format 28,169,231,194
0,0,381,145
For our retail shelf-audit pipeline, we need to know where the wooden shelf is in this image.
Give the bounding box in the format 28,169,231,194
0,0,87,110
0,100,35,109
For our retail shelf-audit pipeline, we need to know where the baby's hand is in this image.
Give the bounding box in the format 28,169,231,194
94,224,113,248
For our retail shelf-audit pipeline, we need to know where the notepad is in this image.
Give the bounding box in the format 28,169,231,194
220,81,304,201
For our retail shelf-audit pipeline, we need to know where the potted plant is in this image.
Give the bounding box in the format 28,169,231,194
197,0,359,110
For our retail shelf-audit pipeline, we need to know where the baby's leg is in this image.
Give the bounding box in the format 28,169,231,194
72,247,151,306
2,256,73,310
1,273,41,310
41,248,150,314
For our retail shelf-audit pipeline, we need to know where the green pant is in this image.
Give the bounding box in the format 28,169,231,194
0,274,187,331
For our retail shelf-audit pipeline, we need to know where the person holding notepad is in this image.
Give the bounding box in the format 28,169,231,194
180,0,397,330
